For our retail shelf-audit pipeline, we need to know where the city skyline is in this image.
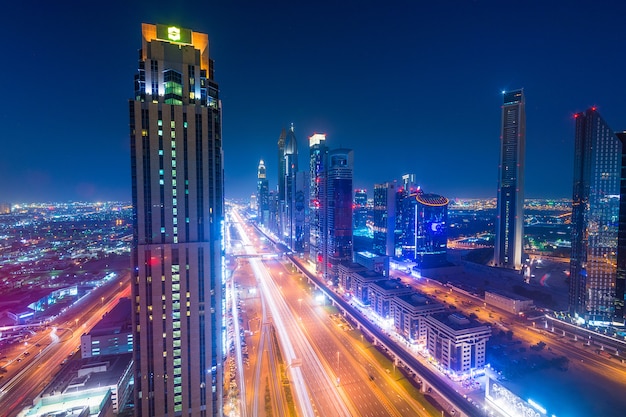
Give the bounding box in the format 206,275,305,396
3,1,626,202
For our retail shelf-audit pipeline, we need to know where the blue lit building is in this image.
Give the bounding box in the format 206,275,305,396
372,182,396,257
257,159,269,226
402,191,449,268
327,148,354,282
353,189,368,230
617,131,626,322
570,108,621,324
309,133,328,275
495,89,525,270
284,125,298,244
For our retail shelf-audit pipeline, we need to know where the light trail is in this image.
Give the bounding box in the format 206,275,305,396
233,210,352,417
228,276,248,417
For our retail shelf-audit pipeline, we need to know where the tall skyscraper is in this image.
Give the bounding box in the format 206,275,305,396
277,128,286,202
277,128,287,237
309,133,328,275
326,148,354,282
495,89,526,269
284,125,298,244
293,170,309,254
402,191,449,268
396,174,417,257
353,189,368,230
372,182,396,257
257,159,269,226
570,108,621,324
130,23,223,416
617,131,626,322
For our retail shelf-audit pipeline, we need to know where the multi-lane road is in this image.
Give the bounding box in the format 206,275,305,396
229,207,436,417
0,272,130,417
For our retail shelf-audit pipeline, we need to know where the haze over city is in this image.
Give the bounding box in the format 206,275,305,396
3,0,626,201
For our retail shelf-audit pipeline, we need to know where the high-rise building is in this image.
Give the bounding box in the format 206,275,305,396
372,182,396,257
284,125,298,244
277,128,287,237
402,191,449,268
617,132,626,322
396,174,417,257
293,170,309,254
277,128,286,202
326,148,354,282
570,108,621,324
309,133,328,275
495,89,526,269
130,23,224,416
257,159,269,226
353,189,368,229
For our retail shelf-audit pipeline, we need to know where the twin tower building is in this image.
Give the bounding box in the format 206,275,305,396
495,89,626,326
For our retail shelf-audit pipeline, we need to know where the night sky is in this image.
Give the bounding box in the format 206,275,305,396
2,0,626,202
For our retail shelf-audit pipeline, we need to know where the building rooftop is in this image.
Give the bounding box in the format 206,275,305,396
354,269,386,281
485,288,532,301
88,297,131,336
338,261,367,271
42,353,132,397
415,193,449,207
396,292,441,308
370,279,409,292
429,312,489,331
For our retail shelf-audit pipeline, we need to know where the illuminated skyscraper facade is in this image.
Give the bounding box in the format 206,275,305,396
309,134,328,275
495,89,525,269
402,192,449,268
372,182,396,257
257,159,269,225
284,125,298,244
327,148,354,281
570,108,621,323
130,23,223,417
353,189,368,229
277,128,286,237
617,132,626,322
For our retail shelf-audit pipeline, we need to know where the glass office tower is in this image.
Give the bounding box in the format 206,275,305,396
326,148,354,282
570,108,621,324
495,89,525,269
130,23,224,416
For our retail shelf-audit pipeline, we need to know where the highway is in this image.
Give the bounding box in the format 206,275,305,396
267,259,433,417
230,206,450,417
285,254,482,417
0,272,130,417
232,210,322,417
